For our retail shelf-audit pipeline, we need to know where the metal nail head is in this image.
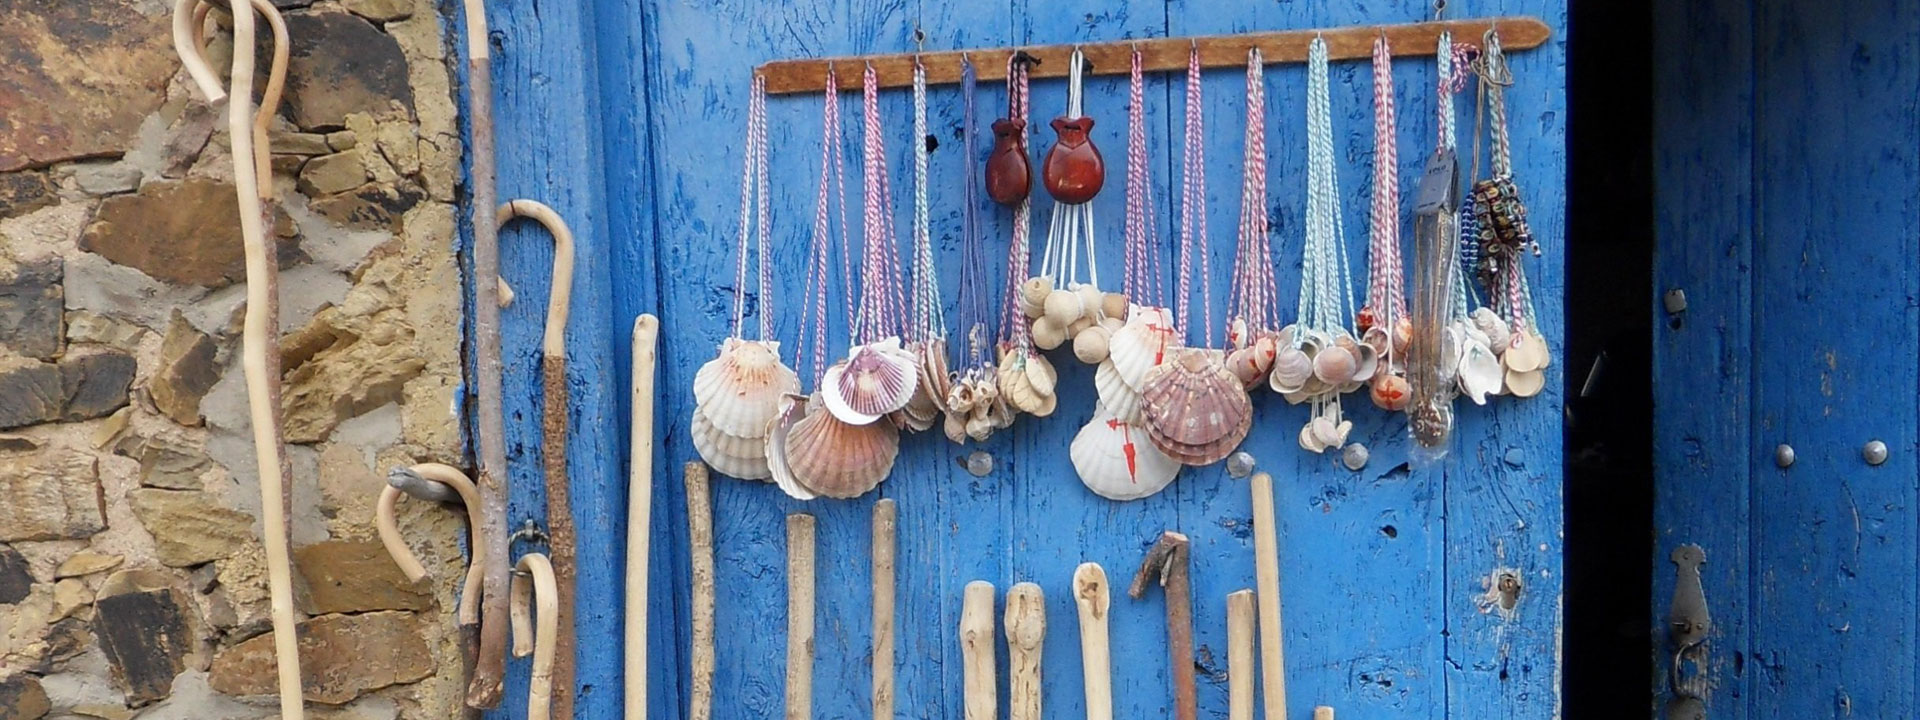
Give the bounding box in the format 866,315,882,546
1774,443,1795,468
1864,440,1889,466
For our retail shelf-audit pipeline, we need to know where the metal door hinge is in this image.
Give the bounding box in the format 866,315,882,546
1665,544,1710,720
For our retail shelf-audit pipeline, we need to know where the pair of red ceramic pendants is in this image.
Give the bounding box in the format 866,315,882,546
986,114,1105,206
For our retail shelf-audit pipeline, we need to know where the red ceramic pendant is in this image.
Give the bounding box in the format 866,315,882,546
986,118,1031,205
1043,116,1104,204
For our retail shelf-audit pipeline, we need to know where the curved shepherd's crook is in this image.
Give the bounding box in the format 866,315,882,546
511,553,560,720
375,463,486,624
170,1,302,717
495,199,578,718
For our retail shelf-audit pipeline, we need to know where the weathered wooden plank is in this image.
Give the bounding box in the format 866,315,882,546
758,18,1552,94
1650,0,1754,716
477,0,622,716
1749,1,1920,717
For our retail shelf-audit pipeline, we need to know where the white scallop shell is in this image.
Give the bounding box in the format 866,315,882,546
763,394,816,500
1094,360,1145,424
692,338,800,438
821,341,919,426
692,408,770,480
1070,409,1181,501
1109,308,1177,389
1458,337,1504,405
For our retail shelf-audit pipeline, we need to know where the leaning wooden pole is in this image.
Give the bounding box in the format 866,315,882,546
786,514,818,720
460,0,509,705
872,499,897,720
496,199,578,718
684,461,715,720
170,3,302,717
626,314,661,717
1250,472,1289,720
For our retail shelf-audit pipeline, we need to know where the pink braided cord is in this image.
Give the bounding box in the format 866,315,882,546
859,63,906,346
1178,46,1213,345
1369,35,1406,329
805,68,844,381
1232,49,1276,335
997,55,1033,349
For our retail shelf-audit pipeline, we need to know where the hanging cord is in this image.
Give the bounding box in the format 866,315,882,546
909,57,945,344
1231,48,1277,336
1041,47,1099,293
1177,44,1213,346
957,58,994,366
1368,34,1407,349
804,67,847,382
998,54,1033,349
858,63,907,346
1304,36,1353,336
1437,31,1475,323
1123,46,1164,309
731,74,771,340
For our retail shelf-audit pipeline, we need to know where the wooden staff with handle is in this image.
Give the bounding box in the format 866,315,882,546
1005,582,1046,720
510,553,559,720
685,462,714,720
1130,531,1196,720
1227,590,1256,720
1074,563,1113,720
1250,472,1289,720
170,4,301,717
787,514,817,720
626,315,660,718
872,500,897,720
959,582,997,720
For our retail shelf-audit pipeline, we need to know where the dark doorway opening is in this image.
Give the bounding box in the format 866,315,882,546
1565,1,1655,716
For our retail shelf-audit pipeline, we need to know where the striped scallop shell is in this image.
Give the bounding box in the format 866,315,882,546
822,340,919,426
1139,348,1253,466
692,408,770,480
763,394,816,500
1071,408,1180,501
692,338,800,438
1109,306,1178,389
785,400,900,499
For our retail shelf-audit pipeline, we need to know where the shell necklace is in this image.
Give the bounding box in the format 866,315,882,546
1226,48,1281,390
1364,35,1413,413
1028,48,1120,363
1407,34,1477,451
690,73,799,482
1467,29,1549,398
897,57,949,434
1138,46,1253,468
997,55,1061,423
1072,46,1180,501
942,58,1006,445
769,65,902,500
1281,36,1370,455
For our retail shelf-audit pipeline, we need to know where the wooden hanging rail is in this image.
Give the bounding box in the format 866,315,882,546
758,17,1550,95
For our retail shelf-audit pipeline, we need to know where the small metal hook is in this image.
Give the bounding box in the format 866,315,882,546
1433,0,1448,21
1011,49,1039,68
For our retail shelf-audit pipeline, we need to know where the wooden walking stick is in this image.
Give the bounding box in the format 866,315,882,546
685,462,715,720
626,314,660,718
1313,707,1333,720
376,464,486,624
1074,563,1113,720
872,500,897,720
786,514,818,720
959,581,997,720
1130,531,1197,720
496,199,578,718
511,553,559,720
1227,590,1256,720
1250,472,1289,720
170,4,302,716
1005,582,1046,720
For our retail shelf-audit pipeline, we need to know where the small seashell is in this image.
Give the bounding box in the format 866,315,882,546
1020,277,1054,318
1102,292,1129,321
1298,423,1326,453
1506,367,1546,397
784,402,900,499
1025,352,1058,397
1393,318,1414,355
1044,288,1083,327
943,409,968,444
821,341,919,425
691,409,770,480
764,394,816,500
1312,344,1358,385
1031,316,1068,350
946,381,977,414
1031,389,1059,417
1071,409,1181,501
1473,308,1511,352
1226,346,1267,389
1309,415,1346,450
1351,339,1380,383
1458,336,1503,405
997,349,1043,414
1228,316,1252,350
1074,323,1113,364
1074,285,1105,321
916,338,952,414
692,338,801,438
965,412,996,442
1139,348,1253,465
1370,373,1411,411
1504,331,1544,373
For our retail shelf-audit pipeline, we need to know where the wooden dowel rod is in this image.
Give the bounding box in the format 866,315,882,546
1227,590,1256,720
685,462,714,720
1314,707,1334,720
872,500,897,720
786,514,817,720
759,17,1550,94
624,315,660,719
1251,472,1289,720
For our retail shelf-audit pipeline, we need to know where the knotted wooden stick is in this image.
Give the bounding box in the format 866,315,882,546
872,499,897,720
170,4,300,716
959,582,996,720
1005,582,1045,720
510,553,558,720
626,315,660,718
1131,531,1196,720
1074,563,1113,720
376,464,485,624
786,514,817,720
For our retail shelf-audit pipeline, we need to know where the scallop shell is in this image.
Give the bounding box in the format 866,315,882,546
890,384,940,432
1370,373,1411,411
1032,316,1068,350
1139,348,1253,466
1268,347,1313,394
1044,288,1083,327
692,408,770,480
1393,318,1414,355
1094,360,1146,424
764,394,816,500
1506,367,1546,397
1110,310,1177,389
692,338,800,438
822,342,919,425
916,339,952,413
1458,337,1503,405
1074,324,1114,364
1020,277,1053,319
1312,344,1357,385
784,402,899,499
1071,410,1181,501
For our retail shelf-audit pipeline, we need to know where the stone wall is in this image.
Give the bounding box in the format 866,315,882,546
0,0,472,717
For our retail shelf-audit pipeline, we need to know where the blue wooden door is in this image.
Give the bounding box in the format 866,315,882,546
1653,1,1920,717
476,1,1569,717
